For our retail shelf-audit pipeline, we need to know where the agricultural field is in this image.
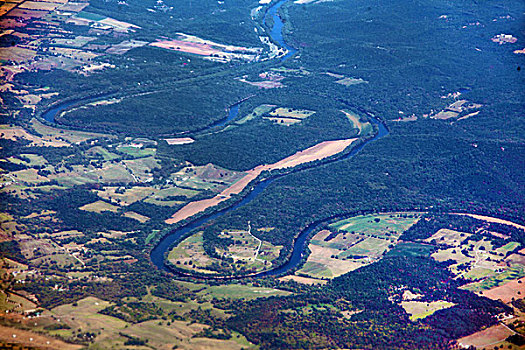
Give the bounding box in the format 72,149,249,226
168,229,282,275
340,110,373,136
429,230,523,290
197,284,292,300
400,300,456,321
263,107,315,126
296,213,420,278
168,232,217,274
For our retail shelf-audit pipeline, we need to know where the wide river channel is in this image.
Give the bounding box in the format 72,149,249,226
41,0,389,279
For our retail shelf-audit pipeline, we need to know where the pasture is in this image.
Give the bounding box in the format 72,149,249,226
167,232,217,274
198,284,291,300
400,300,455,321
264,107,315,126
79,200,120,213
299,213,420,278
330,212,420,239
94,186,156,206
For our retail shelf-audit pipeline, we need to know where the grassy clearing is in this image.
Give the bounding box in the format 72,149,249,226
116,145,155,158
123,211,149,223
167,232,217,274
462,266,525,293
330,212,420,239
94,186,156,206
400,301,456,321
171,163,245,193
86,146,119,160
424,228,471,246
235,104,276,125
122,156,159,181
431,237,519,284
79,200,120,213
198,284,291,300
263,107,315,125
31,118,111,144
168,229,281,275
299,213,421,279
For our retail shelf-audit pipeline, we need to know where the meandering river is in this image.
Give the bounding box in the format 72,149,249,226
41,0,390,280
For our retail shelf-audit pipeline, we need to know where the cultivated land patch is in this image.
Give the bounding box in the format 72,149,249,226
150,32,262,63
0,325,82,350
168,228,282,275
79,200,120,213
340,110,372,136
297,213,420,278
400,300,456,321
167,232,217,275
263,107,315,125
480,277,525,303
457,324,516,350
166,138,357,225
198,284,292,300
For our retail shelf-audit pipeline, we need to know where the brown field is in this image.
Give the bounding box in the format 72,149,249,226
165,137,195,145
340,110,371,135
105,39,148,55
166,138,357,224
94,186,156,206
58,2,88,12
8,8,48,19
278,275,328,285
453,213,525,231
0,47,36,63
424,228,470,247
238,78,285,89
0,125,69,147
31,118,111,144
18,1,61,11
123,211,149,223
457,324,515,349
0,2,18,16
151,32,259,62
481,277,525,303
0,325,82,350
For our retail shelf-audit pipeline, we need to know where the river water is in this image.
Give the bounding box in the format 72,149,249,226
41,0,389,279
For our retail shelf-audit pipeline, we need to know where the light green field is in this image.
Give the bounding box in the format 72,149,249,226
18,154,47,166
168,232,216,274
198,284,291,300
31,118,111,144
169,229,280,275
461,265,525,293
299,213,421,279
170,163,245,194
123,156,159,180
86,146,119,161
79,200,120,213
123,211,149,223
400,300,456,321
117,146,156,158
235,104,276,125
94,186,156,206
330,212,420,239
